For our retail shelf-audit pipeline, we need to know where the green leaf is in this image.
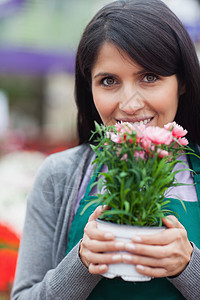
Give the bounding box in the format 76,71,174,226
120,172,128,178
124,201,130,212
80,198,99,215
101,209,134,218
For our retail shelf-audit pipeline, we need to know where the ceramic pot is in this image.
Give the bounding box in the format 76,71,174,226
96,219,165,282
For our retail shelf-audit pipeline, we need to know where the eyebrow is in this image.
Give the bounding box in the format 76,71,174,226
93,72,115,79
93,69,148,79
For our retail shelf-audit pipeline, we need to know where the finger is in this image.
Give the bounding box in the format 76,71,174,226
162,215,184,229
85,236,125,252
130,216,185,245
122,252,170,268
88,206,105,222
125,243,171,258
84,221,114,241
135,264,167,278
85,250,123,265
131,230,171,246
89,263,108,274
131,225,185,246
88,205,110,222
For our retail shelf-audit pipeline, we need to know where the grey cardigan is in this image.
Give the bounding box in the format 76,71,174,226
11,144,200,300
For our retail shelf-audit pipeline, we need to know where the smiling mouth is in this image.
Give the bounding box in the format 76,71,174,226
116,117,154,126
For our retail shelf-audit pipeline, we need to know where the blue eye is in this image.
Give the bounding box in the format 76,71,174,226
143,74,158,83
101,77,116,86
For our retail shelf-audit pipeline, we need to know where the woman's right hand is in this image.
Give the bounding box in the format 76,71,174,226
79,206,125,274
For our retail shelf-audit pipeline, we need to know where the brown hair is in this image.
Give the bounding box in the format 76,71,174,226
75,0,200,144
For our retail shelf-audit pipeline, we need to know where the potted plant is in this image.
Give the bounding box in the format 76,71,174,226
82,121,189,281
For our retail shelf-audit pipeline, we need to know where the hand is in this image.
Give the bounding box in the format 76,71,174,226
122,215,193,278
79,206,125,274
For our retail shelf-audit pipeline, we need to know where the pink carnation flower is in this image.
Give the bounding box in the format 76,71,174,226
164,122,188,138
134,150,146,160
140,137,152,150
115,122,123,132
115,122,132,134
157,148,170,158
177,137,189,146
120,153,128,161
144,126,173,145
134,124,146,143
107,132,122,143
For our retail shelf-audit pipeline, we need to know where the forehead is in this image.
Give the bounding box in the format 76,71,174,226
92,42,141,74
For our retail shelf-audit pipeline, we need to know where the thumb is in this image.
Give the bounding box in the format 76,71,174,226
88,205,110,222
162,215,184,229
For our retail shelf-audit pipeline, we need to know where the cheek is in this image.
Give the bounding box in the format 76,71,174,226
92,88,117,118
148,88,178,114
92,92,106,115
94,100,115,119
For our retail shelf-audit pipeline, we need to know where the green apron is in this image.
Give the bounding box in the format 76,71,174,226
66,144,200,300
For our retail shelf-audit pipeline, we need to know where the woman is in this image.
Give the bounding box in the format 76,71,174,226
12,0,200,299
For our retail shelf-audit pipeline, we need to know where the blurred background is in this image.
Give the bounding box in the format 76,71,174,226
0,0,199,298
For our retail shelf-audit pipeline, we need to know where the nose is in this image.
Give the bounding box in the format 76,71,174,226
119,85,145,114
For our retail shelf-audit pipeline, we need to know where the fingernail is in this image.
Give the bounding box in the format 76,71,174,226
115,242,124,249
99,264,107,270
132,236,142,242
122,254,132,261
112,254,122,261
102,205,108,210
125,243,135,251
104,233,113,239
136,264,145,270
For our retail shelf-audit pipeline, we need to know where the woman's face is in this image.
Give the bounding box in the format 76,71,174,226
91,42,180,128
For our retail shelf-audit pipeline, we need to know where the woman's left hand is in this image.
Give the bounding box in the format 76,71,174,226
122,215,193,278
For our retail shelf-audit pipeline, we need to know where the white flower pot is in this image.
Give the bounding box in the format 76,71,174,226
96,219,165,282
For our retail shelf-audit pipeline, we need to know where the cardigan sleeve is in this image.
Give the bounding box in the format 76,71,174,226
11,155,101,300
168,243,200,300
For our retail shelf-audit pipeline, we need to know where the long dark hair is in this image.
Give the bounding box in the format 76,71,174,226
75,0,200,144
